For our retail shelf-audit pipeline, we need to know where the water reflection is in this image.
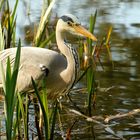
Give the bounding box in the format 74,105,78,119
3,0,140,139
54,0,140,38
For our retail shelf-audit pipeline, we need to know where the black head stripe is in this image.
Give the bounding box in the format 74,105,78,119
60,15,74,23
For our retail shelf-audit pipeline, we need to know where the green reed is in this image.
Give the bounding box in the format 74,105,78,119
88,10,97,52
0,39,21,140
17,93,29,139
32,78,50,140
0,1,28,139
32,78,58,140
34,0,56,47
86,11,97,116
1,0,18,48
81,11,113,116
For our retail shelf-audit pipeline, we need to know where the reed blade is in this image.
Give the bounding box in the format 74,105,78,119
17,93,29,139
50,102,58,140
105,26,114,67
31,78,50,140
34,0,56,47
4,39,21,140
0,23,6,92
88,10,97,52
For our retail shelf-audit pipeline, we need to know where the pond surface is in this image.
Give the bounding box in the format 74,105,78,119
2,0,140,139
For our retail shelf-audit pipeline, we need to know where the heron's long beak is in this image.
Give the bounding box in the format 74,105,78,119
73,25,97,41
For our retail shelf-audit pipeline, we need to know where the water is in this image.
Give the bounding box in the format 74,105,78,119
2,0,140,139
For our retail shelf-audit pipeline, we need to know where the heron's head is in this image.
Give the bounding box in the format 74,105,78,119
57,14,97,41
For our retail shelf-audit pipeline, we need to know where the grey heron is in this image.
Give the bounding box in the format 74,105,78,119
0,14,97,99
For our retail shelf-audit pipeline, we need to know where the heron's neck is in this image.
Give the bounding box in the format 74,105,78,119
56,28,79,87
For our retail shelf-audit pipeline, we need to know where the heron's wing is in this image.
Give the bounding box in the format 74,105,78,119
0,47,66,93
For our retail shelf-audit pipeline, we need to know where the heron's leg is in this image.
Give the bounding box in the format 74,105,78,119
66,92,85,114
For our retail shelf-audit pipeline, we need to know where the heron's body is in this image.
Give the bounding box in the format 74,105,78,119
0,14,97,99
0,47,70,98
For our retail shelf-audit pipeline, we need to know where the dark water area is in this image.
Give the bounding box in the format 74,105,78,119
2,0,140,139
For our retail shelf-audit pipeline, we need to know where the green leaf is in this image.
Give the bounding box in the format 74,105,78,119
5,57,12,99
88,10,97,52
11,0,18,25
50,102,58,140
11,39,21,94
31,77,50,140
17,93,28,139
39,32,55,48
4,39,21,140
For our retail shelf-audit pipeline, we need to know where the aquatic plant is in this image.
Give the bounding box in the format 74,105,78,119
86,11,97,116
0,0,18,48
34,0,56,47
0,38,21,140
32,78,58,140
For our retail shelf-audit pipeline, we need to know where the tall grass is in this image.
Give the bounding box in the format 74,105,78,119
32,78,58,140
86,11,97,116
17,93,29,139
0,39,21,140
77,11,113,117
2,0,18,48
32,78,50,140
34,0,56,47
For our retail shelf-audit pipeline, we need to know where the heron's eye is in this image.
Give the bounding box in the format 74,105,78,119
67,21,72,26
